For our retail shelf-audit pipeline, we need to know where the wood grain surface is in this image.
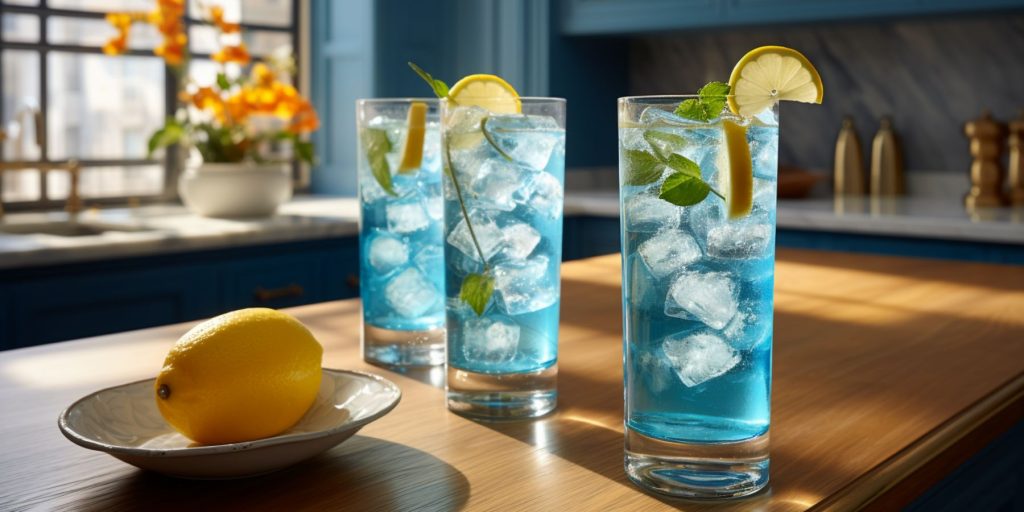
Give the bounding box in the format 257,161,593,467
0,249,1022,511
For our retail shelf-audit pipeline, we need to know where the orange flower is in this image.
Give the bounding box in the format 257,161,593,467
106,13,134,30
102,32,129,55
154,31,187,66
288,103,320,134
212,44,251,65
209,6,241,34
251,63,276,88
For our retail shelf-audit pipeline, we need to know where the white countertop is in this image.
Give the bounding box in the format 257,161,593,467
0,196,360,270
562,191,1024,245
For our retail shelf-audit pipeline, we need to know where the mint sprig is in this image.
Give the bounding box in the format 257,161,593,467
361,127,395,196
674,81,731,122
410,62,495,315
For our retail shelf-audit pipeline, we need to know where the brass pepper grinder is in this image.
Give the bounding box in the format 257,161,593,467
1008,112,1024,206
834,116,866,196
870,117,905,196
964,110,1006,209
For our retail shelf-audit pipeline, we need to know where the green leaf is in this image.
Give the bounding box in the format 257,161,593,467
460,273,494,316
360,127,396,196
674,82,732,122
408,62,449,99
659,169,712,206
294,140,315,165
643,130,687,161
699,81,730,98
146,118,184,158
622,149,664,186
674,99,711,122
216,72,231,91
665,154,701,178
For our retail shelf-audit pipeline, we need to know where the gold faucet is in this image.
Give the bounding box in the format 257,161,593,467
0,159,83,217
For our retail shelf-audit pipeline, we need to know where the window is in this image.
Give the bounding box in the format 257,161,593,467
0,0,300,210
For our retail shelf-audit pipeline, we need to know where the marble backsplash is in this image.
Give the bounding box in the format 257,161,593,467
629,14,1024,179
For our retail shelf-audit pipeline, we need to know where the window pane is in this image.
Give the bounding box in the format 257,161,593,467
190,25,290,57
1,13,40,43
2,50,42,161
47,0,155,11
189,58,242,88
190,0,293,27
47,53,166,160
2,169,40,202
2,0,40,6
47,165,164,199
48,16,161,49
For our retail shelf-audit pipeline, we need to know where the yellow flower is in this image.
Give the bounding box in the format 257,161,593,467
212,44,251,65
209,6,241,34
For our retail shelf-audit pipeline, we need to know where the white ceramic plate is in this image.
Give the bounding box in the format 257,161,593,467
58,369,401,479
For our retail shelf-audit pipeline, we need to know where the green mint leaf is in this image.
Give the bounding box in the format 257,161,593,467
216,72,231,91
665,154,701,178
643,130,687,161
622,149,664,186
360,127,396,196
408,62,449,99
659,169,712,206
146,118,184,158
698,81,730,99
460,272,494,316
674,99,711,122
294,140,315,165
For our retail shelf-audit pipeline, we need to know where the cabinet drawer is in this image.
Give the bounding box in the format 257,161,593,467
222,253,326,310
7,266,219,348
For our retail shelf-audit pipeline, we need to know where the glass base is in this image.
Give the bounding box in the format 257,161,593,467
624,427,769,499
446,364,557,420
363,323,445,367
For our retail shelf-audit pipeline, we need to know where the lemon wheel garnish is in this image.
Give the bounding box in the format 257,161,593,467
722,120,753,219
727,46,823,117
448,74,521,114
398,101,427,173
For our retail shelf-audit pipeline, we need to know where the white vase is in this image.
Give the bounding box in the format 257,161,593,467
178,162,293,218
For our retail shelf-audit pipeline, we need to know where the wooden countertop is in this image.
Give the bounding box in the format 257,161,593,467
1,250,1022,511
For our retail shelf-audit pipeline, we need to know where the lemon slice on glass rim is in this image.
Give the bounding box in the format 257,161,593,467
448,74,521,114
727,45,824,117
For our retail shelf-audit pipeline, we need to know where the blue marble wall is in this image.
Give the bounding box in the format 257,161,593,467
630,15,1024,176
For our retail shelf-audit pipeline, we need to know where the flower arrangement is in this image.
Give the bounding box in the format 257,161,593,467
103,0,318,165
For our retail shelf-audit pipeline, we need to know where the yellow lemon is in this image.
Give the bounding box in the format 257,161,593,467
155,308,323,445
727,45,824,117
722,119,753,219
448,74,521,114
397,101,428,173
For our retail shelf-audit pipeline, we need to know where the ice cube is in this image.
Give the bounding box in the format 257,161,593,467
493,255,558,315
722,309,772,351
501,222,541,260
639,106,704,127
470,159,525,211
446,209,504,262
366,232,409,273
385,198,431,234
486,114,561,170
623,192,681,233
619,127,651,153
444,106,488,149
521,171,563,219
638,229,702,278
413,244,443,274
384,267,440,318
662,332,740,387
461,316,520,364
707,223,772,259
665,271,738,330
423,185,444,221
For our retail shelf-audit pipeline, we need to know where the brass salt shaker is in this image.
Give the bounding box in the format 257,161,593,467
1008,112,1024,206
870,117,905,196
834,117,866,196
964,110,1006,209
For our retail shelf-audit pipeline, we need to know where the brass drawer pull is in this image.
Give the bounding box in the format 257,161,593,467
253,284,304,302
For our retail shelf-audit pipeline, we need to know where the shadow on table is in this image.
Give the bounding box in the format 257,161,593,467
78,436,469,512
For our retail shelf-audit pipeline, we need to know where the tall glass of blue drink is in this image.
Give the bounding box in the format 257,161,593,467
356,99,445,367
618,96,778,498
441,98,566,419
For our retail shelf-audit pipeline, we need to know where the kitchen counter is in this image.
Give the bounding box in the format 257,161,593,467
0,251,1021,510
562,191,1024,245
0,196,360,270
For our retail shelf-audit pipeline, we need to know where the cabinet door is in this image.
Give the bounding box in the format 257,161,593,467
222,252,326,310
8,266,219,348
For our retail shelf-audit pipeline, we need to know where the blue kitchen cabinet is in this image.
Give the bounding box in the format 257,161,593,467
560,0,1024,35
563,216,622,261
0,237,359,350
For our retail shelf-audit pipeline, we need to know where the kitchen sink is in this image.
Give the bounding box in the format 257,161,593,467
0,220,151,237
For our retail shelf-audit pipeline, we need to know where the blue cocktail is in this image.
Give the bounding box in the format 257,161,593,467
619,96,778,497
357,99,445,367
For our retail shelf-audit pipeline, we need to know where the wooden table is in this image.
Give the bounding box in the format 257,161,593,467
1,250,1022,511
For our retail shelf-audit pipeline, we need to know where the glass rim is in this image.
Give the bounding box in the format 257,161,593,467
441,96,566,105
619,94,713,102
356,97,441,105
